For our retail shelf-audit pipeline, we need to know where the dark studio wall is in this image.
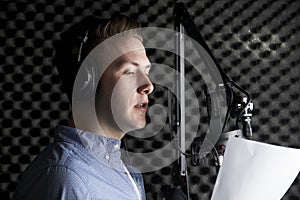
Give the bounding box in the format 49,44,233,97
0,0,300,199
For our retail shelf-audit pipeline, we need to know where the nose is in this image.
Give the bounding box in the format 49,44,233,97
137,74,154,95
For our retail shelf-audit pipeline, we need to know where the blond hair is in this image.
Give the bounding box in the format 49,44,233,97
85,14,142,56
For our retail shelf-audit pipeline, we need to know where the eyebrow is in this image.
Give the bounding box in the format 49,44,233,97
118,59,151,69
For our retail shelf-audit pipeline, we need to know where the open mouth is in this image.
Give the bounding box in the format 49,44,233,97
135,103,146,108
134,103,148,112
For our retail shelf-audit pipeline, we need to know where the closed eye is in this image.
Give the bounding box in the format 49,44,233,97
124,71,135,75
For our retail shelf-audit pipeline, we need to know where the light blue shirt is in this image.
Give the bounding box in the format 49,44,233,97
13,125,146,200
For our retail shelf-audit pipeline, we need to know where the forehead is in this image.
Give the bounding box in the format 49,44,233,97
89,36,149,69
81,35,151,83
111,49,150,69
102,36,145,58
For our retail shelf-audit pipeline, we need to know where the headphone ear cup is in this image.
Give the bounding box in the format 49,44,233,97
56,15,109,103
73,62,97,102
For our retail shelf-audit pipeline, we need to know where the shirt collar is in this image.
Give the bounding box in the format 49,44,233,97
54,125,124,171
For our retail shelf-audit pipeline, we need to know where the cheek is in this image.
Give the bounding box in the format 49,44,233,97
111,78,138,105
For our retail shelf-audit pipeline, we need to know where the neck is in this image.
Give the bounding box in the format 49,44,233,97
69,115,125,139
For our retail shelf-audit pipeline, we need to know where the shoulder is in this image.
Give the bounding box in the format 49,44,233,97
46,164,87,183
29,138,92,171
13,165,92,200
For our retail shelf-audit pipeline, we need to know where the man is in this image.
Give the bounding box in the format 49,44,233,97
13,14,153,200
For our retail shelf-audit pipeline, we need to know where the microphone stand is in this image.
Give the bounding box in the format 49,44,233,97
166,5,190,200
168,1,254,199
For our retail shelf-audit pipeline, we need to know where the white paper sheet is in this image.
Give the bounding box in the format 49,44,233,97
211,137,300,200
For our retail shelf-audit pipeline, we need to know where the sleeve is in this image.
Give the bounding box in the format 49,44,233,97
13,165,92,200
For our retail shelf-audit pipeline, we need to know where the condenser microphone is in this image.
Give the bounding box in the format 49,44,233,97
241,97,253,139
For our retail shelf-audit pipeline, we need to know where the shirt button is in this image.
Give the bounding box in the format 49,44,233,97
114,144,119,149
105,155,110,160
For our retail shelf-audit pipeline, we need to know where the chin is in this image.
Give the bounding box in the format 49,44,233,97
137,122,146,129
119,120,145,133
131,120,146,131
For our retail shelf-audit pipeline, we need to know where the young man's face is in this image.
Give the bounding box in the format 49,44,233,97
95,38,153,136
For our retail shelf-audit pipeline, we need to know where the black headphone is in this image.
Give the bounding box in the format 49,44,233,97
77,29,89,63
60,15,109,66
